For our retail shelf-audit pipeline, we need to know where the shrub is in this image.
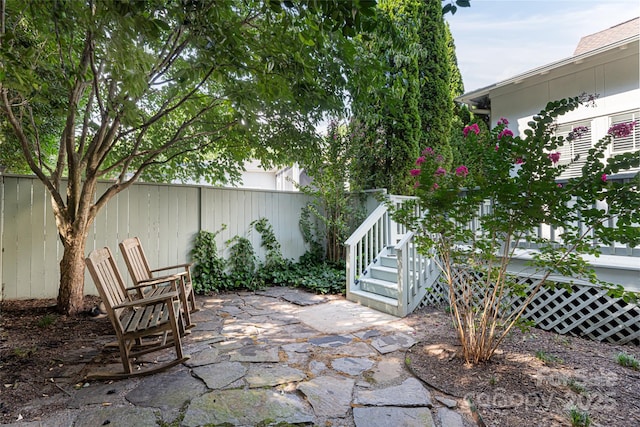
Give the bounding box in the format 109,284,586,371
192,228,228,293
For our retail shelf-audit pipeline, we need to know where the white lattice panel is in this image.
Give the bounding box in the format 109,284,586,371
419,270,640,345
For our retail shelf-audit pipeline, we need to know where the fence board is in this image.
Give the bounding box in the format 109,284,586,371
2,178,18,299
1,176,314,300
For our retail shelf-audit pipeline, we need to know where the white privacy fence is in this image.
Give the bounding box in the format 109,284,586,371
0,175,320,300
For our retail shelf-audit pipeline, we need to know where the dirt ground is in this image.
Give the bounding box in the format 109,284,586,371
404,308,640,427
1,297,639,426
0,296,113,424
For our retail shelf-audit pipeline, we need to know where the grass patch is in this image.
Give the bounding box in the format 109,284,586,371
615,352,639,370
535,350,563,364
568,406,591,427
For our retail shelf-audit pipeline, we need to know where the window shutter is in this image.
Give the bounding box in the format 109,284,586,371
610,110,639,153
554,121,591,178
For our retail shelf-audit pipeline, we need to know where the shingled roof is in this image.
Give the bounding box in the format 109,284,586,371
574,17,639,55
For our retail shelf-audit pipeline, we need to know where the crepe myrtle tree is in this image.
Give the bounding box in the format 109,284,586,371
0,0,380,314
395,95,640,364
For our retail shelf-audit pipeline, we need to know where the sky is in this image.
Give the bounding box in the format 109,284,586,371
445,0,640,93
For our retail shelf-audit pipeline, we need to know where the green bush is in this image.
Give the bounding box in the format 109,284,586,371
192,219,346,295
226,235,260,290
192,228,229,293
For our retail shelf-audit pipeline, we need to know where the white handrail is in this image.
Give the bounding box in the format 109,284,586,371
344,204,389,246
345,203,393,296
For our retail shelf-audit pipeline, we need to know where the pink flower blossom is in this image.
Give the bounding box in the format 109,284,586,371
567,126,589,141
422,147,434,156
494,145,499,151
436,155,444,163
497,117,509,126
432,183,439,190
416,156,426,165
414,181,420,188
455,165,469,177
515,157,524,164
463,123,480,137
608,121,636,138
548,152,561,164
434,167,447,176
557,183,563,188
601,173,608,182
410,169,421,177
498,129,513,140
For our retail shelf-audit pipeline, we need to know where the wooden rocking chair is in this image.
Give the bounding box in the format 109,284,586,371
119,237,198,329
85,247,190,379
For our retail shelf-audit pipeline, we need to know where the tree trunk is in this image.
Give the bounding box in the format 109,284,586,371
57,235,87,315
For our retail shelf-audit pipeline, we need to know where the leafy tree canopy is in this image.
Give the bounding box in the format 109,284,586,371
1,0,378,184
0,0,378,314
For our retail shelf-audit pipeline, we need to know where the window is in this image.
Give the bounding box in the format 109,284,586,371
554,120,592,178
610,110,640,153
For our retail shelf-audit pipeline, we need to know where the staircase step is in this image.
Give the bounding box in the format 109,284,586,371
360,277,399,299
380,255,397,268
370,265,398,282
347,289,400,316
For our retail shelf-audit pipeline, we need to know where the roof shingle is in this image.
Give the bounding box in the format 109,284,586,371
574,17,639,55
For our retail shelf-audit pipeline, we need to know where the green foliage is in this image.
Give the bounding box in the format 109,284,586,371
566,378,586,394
397,95,640,363
417,0,455,168
252,218,286,269
535,350,563,365
226,235,259,290
298,120,367,263
442,0,472,15
299,205,325,260
445,22,465,99
348,0,424,194
192,218,346,295
287,257,346,295
12,347,37,358
36,314,57,328
253,217,346,294
568,407,592,427
192,228,228,294
252,217,293,286
0,0,379,313
615,352,639,370
348,0,461,194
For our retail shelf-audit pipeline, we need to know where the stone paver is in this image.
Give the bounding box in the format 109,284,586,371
73,406,159,427
331,357,375,375
353,406,435,427
354,377,433,407
125,367,208,410
297,376,355,417
371,332,417,354
8,287,472,427
438,407,465,427
192,361,247,389
228,344,280,362
182,389,314,427
245,364,306,388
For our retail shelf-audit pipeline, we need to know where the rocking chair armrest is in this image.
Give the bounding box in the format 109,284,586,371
113,290,180,309
133,275,181,288
150,263,193,273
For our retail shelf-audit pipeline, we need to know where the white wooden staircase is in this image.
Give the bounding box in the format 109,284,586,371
345,197,439,317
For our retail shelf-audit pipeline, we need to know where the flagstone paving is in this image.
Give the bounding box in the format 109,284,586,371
3,288,474,427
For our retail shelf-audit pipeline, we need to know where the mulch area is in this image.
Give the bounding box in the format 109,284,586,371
0,296,112,423
404,307,640,427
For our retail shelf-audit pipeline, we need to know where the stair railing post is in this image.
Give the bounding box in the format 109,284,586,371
345,243,356,297
396,242,409,317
